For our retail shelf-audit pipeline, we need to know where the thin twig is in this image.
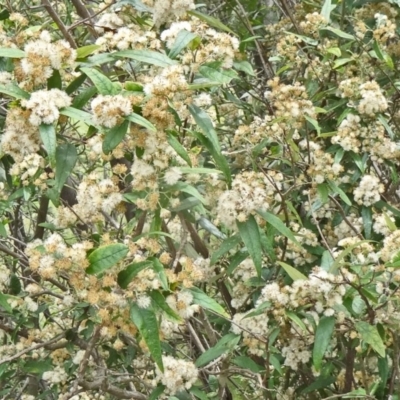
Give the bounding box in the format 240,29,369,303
41,0,77,48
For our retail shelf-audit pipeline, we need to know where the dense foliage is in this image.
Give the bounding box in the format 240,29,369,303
1,0,400,399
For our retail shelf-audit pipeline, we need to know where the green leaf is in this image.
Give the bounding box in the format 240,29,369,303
188,10,236,35
117,261,153,289
47,69,62,90
321,27,355,40
355,321,385,357
257,210,303,248
0,292,13,313
103,119,129,154
361,206,372,239
199,64,238,84
0,9,10,21
113,50,177,67
188,286,228,317
188,104,220,151
333,58,353,69
9,274,21,295
126,113,157,132
76,44,101,59
317,183,329,204
22,360,52,375
313,316,335,371
39,124,56,166
66,73,88,95
150,290,182,323
0,47,25,58
327,47,341,57
305,115,321,135
377,114,394,139
286,310,307,332
210,234,241,265
233,60,255,76
321,0,335,22
80,67,119,95
72,86,97,109
327,179,352,206
149,385,166,400
232,356,264,373
60,106,94,125
329,240,373,273
151,257,169,291
168,29,198,59
130,303,164,371
277,261,307,281
167,182,207,205
195,333,240,367
0,83,30,99
166,131,192,166
54,143,77,192
237,215,262,277
86,244,129,275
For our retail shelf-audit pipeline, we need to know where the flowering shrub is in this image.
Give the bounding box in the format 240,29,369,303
1,0,400,399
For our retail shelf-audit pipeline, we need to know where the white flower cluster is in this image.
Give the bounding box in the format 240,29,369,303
353,174,384,206
0,264,10,290
91,95,132,128
1,107,41,161
357,81,388,116
75,175,123,223
380,229,400,262
166,290,199,319
231,258,257,309
373,212,395,236
9,153,45,186
217,171,282,230
143,65,188,96
21,89,71,126
151,0,195,27
155,355,198,394
20,30,76,87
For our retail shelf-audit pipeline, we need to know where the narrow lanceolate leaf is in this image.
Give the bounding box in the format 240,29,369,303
39,124,56,166
103,119,129,154
168,29,198,59
199,64,238,84
195,333,240,367
150,290,182,323
130,303,163,371
60,106,94,125
355,321,385,357
113,50,177,67
210,234,241,265
257,210,303,248
237,215,263,277
76,44,101,59
0,83,30,99
150,257,168,291
188,287,228,317
117,261,153,289
86,244,129,275
188,10,236,35
126,113,157,132
166,131,192,166
277,261,307,281
80,67,119,95
313,316,336,371
54,143,77,193
188,104,220,151
0,47,25,58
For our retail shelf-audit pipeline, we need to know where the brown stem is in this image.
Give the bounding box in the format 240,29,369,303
41,0,77,48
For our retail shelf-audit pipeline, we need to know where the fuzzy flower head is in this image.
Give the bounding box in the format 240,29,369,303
21,89,71,126
20,31,76,87
155,355,198,394
353,174,384,206
91,95,132,128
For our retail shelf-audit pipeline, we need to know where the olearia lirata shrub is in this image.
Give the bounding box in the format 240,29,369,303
1,0,400,399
